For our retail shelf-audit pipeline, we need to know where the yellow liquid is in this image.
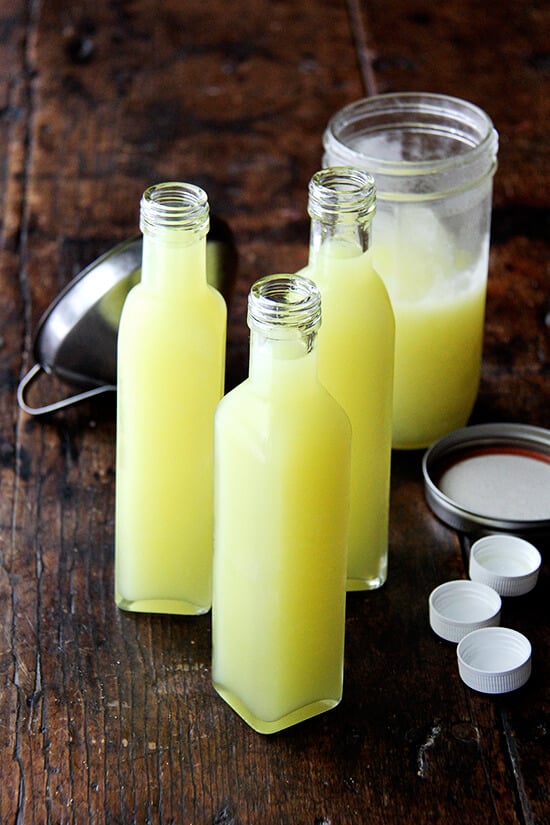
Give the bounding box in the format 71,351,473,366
372,207,488,449
115,237,226,614
388,284,486,449
212,344,351,733
303,245,394,590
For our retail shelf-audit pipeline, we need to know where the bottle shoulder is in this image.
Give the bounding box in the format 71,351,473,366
217,375,350,428
308,249,392,302
120,280,226,319
118,282,227,356
207,284,228,319
311,263,395,333
317,383,352,437
215,378,351,467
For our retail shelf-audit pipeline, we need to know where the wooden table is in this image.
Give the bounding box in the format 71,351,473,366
1,1,548,822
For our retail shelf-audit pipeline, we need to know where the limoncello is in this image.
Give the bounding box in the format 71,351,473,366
212,274,351,734
372,205,487,449
115,182,227,615
302,167,394,590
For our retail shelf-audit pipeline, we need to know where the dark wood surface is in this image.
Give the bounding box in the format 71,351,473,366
1,1,548,823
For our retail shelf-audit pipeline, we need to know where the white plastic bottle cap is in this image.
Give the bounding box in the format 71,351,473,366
469,534,541,596
457,627,532,693
429,580,501,643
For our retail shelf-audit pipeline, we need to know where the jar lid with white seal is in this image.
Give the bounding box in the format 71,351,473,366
422,422,550,545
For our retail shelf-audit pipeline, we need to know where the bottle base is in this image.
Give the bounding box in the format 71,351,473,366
346,573,386,591
213,683,341,734
116,594,210,615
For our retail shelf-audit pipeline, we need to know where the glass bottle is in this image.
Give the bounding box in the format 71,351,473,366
115,182,227,614
212,274,351,734
301,166,395,590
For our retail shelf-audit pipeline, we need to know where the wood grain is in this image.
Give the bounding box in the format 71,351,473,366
0,0,548,823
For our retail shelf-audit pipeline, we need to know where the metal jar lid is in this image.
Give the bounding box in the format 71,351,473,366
422,422,550,541
17,216,237,416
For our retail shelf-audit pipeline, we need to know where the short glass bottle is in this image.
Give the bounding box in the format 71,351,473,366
212,274,351,734
115,182,227,615
302,166,394,590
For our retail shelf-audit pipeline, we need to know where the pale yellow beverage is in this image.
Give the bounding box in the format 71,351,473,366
303,243,394,590
388,281,486,449
373,206,487,449
212,275,351,734
322,95,498,449
115,184,226,615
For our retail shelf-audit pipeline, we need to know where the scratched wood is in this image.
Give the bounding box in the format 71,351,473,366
362,6,550,825
0,0,548,823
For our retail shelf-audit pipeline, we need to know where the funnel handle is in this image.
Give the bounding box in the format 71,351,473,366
17,363,116,416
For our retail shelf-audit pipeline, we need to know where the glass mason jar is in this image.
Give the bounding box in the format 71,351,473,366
212,274,351,733
323,93,499,449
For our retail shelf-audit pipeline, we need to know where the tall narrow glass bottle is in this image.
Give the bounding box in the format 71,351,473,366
212,274,351,734
115,182,227,614
302,167,395,590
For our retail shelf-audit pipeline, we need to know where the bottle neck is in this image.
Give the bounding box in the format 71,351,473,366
139,182,209,291
248,328,319,387
307,167,376,264
247,274,321,388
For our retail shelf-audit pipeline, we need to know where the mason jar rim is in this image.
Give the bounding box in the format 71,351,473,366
323,92,498,180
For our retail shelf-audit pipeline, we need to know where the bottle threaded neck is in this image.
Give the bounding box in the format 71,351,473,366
247,274,321,339
140,182,209,236
308,166,376,223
